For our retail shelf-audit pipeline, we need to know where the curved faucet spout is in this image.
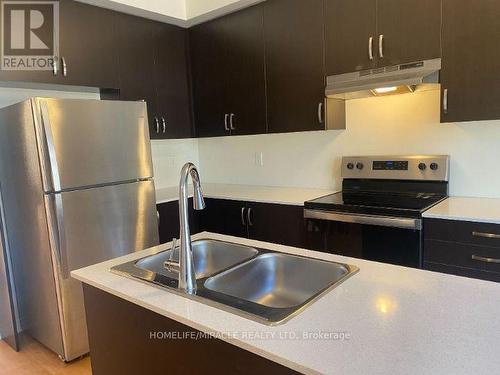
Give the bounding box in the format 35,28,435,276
178,163,205,294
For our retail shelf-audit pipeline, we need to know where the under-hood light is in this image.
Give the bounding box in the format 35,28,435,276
370,85,416,97
373,87,397,94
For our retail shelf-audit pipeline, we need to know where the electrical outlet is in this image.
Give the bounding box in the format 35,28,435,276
254,152,264,167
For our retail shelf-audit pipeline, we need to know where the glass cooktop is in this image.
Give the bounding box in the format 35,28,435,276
305,191,447,219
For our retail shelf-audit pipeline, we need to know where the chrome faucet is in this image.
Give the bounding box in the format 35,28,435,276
164,163,205,294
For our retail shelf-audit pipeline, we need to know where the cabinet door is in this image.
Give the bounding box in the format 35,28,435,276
222,5,267,136
199,198,226,235
441,0,500,123
264,0,326,133
325,0,377,75
158,200,200,244
153,24,193,139
377,0,441,67
57,0,119,88
221,200,249,238
189,19,229,138
115,14,157,136
247,202,306,248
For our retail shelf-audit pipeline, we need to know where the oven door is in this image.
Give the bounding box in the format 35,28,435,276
304,210,423,268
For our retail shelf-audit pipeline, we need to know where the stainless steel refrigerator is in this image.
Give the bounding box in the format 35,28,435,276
0,98,159,361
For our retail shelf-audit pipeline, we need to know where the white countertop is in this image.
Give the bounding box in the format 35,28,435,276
156,183,335,206
72,232,500,375
424,197,500,224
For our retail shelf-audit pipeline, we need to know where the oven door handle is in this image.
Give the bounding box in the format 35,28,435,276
304,209,422,230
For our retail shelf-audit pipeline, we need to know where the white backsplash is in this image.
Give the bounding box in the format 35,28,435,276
197,90,500,198
150,139,200,188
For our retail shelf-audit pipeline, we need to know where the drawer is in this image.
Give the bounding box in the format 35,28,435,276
424,239,500,274
424,262,500,283
424,219,500,248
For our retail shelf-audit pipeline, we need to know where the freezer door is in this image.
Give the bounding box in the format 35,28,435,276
33,98,153,192
45,180,159,360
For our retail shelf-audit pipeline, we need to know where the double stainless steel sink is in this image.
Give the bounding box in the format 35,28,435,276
111,239,358,325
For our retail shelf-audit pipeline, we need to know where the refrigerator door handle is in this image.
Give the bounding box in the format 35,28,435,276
47,194,69,279
40,100,62,192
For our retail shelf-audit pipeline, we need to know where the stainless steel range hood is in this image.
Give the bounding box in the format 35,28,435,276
325,58,441,100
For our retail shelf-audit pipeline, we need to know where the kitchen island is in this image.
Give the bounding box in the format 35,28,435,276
72,232,500,375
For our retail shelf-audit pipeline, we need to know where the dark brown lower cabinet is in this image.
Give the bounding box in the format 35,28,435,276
424,261,500,283
198,199,307,248
157,199,200,244
83,285,299,375
247,202,306,248
424,219,500,282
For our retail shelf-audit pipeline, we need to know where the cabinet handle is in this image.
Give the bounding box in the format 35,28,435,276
161,117,166,133
443,89,448,114
368,36,374,60
154,117,160,133
52,56,58,75
241,207,246,226
247,207,253,227
318,102,324,124
61,57,67,77
224,114,230,131
230,113,235,130
378,35,384,58
472,255,500,264
472,231,500,239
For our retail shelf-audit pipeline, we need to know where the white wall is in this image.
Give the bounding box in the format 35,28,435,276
198,90,500,198
79,0,187,25
150,139,200,188
186,0,263,19
81,0,186,18
79,0,262,25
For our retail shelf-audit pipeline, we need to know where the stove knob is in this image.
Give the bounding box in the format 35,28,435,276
418,162,427,171
356,162,364,170
347,163,354,170
430,162,439,171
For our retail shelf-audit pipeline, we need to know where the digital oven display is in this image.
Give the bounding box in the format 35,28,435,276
373,161,409,171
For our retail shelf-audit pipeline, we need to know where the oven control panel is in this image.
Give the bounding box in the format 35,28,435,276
342,155,450,181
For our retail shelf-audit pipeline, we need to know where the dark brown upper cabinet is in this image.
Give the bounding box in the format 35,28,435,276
190,18,228,138
440,0,500,123
326,0,442,75
153,23,194,139
115,13,158,136
56,0,119,88
116,15,193,139
190,5,266,137
326,0,378,75
0,0,119,87
264,0,326,133
377,0,441,68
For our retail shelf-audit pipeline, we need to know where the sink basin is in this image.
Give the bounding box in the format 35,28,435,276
204,253,353,309
135,239,258,279
111,239,358,325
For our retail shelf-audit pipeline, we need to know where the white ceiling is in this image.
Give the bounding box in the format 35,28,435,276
79,0,264,27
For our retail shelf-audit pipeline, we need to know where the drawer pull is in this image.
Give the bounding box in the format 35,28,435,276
472,231,500,239
472,255,500,264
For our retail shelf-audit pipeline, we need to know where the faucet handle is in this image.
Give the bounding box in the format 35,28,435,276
164,238,180,273
170,238,178,260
